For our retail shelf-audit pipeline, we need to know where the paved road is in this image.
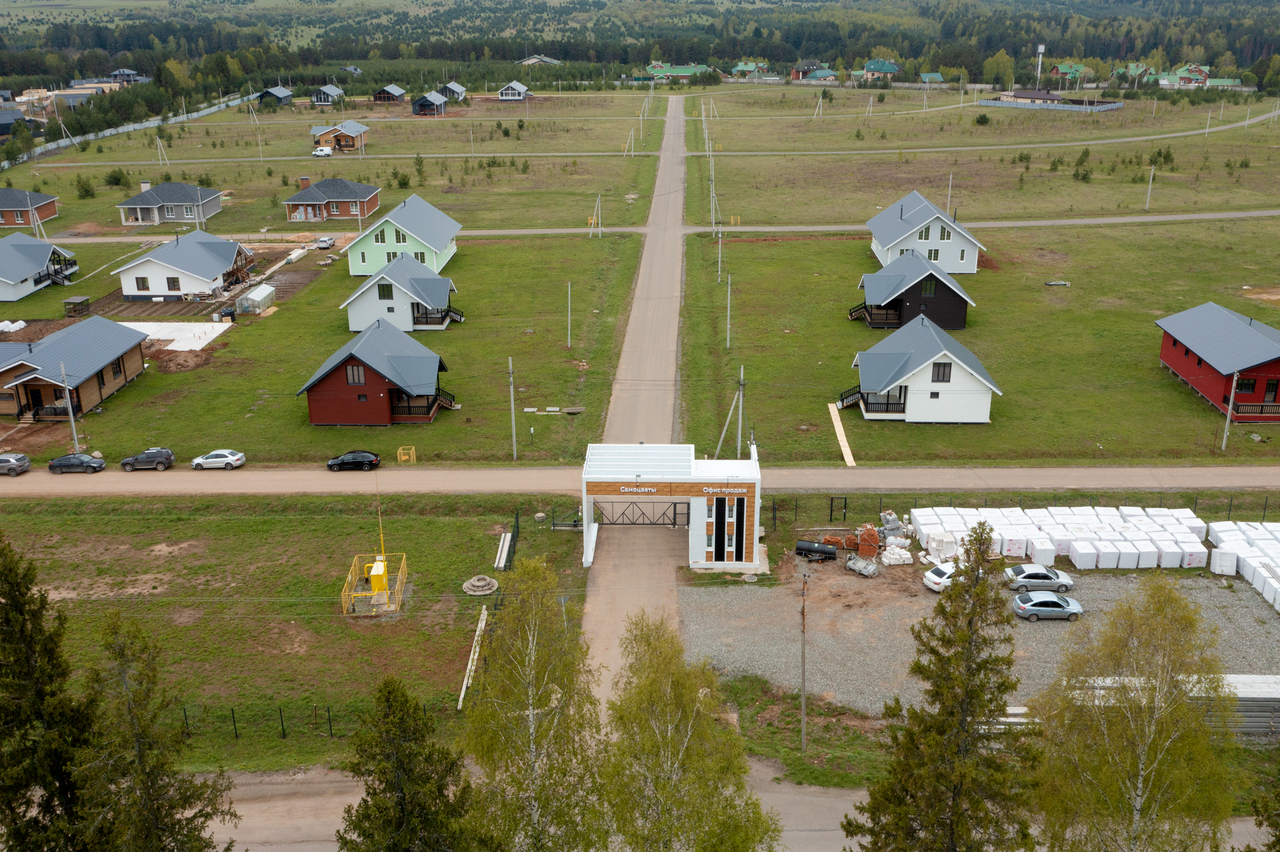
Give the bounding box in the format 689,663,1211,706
7,464,1280,497
601,94,687,444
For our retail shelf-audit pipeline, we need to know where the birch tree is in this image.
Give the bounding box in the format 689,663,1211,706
603,610,780,852
1032,573,1234,852
462,558,606,852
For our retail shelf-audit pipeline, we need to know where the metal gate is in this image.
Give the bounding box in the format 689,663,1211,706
594,501,689,526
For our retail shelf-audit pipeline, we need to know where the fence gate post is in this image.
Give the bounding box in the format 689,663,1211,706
1229,495,1234,520
279,707,287,739
327,706,333,737
1265,496,1270,523
231,708,238,740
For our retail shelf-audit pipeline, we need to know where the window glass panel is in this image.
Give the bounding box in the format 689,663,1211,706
374,229,385,244
927,249,939,262
350,202,359,213
167,277,181,291
1237,378,1257,394
932,362,952,383
135,277,149,291
960,249,966,262
414,252,426,264
346,365,365,385
330,202,340,213
14,211,22,222
922,279,936,297
360,252,366,264
183,206,194,218
377,283,393,300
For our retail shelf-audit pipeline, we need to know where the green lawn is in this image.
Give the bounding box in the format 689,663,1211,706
681,221,1280,466
687,127,1280,226
6,234,639,465
0,494,584,771
0,242,153,320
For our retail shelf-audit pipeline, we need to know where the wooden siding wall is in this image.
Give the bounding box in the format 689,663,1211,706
305,356,394,426
897,274,969,329
1161,331,1280,415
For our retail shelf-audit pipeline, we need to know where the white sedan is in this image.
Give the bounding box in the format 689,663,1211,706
191,450,246,471
922,562,957,593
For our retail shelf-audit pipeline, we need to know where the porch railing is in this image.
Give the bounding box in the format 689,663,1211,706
390,401,438,417
849,303,900,326
1233,402,1280,416
836,385,861,409
436,387,457,409
863,398,906,414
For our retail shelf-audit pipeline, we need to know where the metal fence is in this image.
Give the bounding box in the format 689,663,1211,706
977,98,1124,114
340,552,407,615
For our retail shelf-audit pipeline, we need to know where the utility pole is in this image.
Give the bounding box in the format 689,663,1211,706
946,172,953,212
59,358,79,450
1223,371,1239,451
567,280,571,348
1145,166,1155,211
726,274,731,349
800,564,810,752
736,365,744,459
508,357,517,461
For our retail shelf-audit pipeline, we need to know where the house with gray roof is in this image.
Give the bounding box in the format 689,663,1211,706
1156,302,1280,422
413,91,448,116
373,84,407,104
257,86,293,106
297,318,456,425
868,190,985,274
0,233,78,301
0,316,147,421
284,176,380,223
311,84,345,105
343,66,363,77
837,315,1001,423
499,81,529,101
0,187,59,228
112,230,254,301
342,194,461,275
438,81,466,101
116,181,223,226
310,119,368,152
339,253,461,332
0,109,29,137
853,249,975,330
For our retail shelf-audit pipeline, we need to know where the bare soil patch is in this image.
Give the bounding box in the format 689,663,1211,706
0,421,71,458
150,348,216,374
1244,286,1280,303
1032,248,1069,265
266,266,322,304
170,607,203,626
0,317,78,342
977,251,1001,271
148,540,202,557
44,572,171,600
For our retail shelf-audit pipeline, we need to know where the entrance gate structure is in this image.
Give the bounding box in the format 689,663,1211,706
581,443,764,572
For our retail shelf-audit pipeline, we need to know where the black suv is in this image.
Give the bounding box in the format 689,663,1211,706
327,450,380,471
121,448,176,472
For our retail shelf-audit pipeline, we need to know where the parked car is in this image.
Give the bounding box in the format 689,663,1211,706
1005,564,1074,594
120,447,175,472
1012,591,1083,622
327,450,380,471
49,453,105,474
312,146,333,157
922,562,956,593
0,453,31,477
316,236,336,249
191,449,246,470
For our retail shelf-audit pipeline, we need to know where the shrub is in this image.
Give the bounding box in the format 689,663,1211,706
196,173,214,188
876,92,886,103
975,113,990,125
280,174,289,186
75,174,95,198
95,144,103,154
103,168,131,188
502,126,511,137
265,167,274,177
396,173,410,188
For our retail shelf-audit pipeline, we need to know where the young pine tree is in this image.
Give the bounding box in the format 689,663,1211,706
842,521,1038,852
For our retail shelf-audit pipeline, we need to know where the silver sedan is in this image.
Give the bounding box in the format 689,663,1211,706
1005,564,1074,593
1013,591,1083,622
191,449,246,470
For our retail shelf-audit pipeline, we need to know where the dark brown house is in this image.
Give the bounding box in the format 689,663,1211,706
850,249,975,330
372,85,407,104
297,319,456,426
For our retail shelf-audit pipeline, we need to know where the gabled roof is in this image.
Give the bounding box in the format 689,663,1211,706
0,316,146,389
864,59,902,73
339,253,456,310
0,233,73,286
112,230,246,280
285,178,378,204
920,72,944,83
867,191,986,253
376,84,406,97
342,66,362,75
116,182,221,209
806,69,836,79
859,250,974,307
500,81,529,93
343,194,461,255
853,315,1000,395
1156,302,1280,374
0,187,57,211
443,82,466,94
111,68,137,76
314,84,345,98
414,92,448,106
297,318,447,397
262,86,292,98
0,109,27,127
310,120,369,137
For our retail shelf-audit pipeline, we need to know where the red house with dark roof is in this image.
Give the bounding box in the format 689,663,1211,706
1155,302,1280,422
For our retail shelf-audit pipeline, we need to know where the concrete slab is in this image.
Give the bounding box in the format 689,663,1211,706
120,321,231,351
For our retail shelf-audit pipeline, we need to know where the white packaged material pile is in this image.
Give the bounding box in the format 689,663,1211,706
1181,541,1208,568
881,545,913,566
0,320,26,332
928,532,957,560
1001,534,1027,559
1115,541,1139,569
1070,540,1097,571
1028,538,1056,566
1156,540,1184,568
1210,548,1238,576
1135,542,1159,569
886,536,911,549
1094,541,1120,570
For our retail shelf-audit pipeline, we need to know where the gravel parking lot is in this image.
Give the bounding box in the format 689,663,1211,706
679,561,1280,716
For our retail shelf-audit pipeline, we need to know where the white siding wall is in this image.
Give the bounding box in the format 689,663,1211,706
900,357,994,423
346,281,418,332
119,259,220,298
0,275,44,302
878,216,981,274
688,498,709,566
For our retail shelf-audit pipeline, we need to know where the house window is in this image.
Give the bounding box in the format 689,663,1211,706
350,202,359,214
135,276,149,291
960,249,966,262
387,306,395,313
167,277,181,291
346,365,365,385
357,394,367,401
899,249,907,257
930,391,940,399
183,206,194,218
97,370,106,389
940,226,952,241
1170,338,1178,349
918,225,931,241
360,252,366,265
1196,357,1202,367
0,393,13,401
1237,378,1257,394
706,534,714,548
374,229,386,244
413,251,426,264
377,283,393,300
330,202,340,214
932,362,952,383
386,252,394,264
922,279,936,297
13,211,22,223
394,228,407,244
727,503,735,520
111,357,123,379
164,206,175,218
1184,346,1190,356
928,249,940,262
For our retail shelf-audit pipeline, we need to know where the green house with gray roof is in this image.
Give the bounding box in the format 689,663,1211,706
342,195,461,276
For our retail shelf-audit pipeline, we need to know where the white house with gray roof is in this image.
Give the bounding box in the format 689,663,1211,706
868,191,985,274
0,233,78,301
342,194,461,276
311,84,345,105
112,231,254,301
339,253,461,332
439,81,466,101
838,315,1001,423
116,181,223,226
499,81,529,101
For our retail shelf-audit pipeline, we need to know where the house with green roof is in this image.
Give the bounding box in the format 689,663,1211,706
732,61,767,76
863,59,902,80
646,62,712,82
1049,62,1089,80
920,72,944,84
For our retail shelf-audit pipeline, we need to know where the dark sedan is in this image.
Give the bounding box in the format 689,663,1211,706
49,453,106,474
327,451,380,471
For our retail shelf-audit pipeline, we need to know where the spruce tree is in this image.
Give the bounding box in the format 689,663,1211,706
842,521,1037,852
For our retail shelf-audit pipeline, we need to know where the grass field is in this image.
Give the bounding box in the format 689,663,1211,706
0,494,585,771
4,234,639,465
686,127,1280,225
680,221,1280,466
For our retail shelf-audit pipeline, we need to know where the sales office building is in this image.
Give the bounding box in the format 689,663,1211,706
581,443,765,572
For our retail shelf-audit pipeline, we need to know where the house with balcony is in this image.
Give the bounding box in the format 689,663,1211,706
837,316,1001,423
1156,302,1280,422
413,92,448,116
0,188,58,228
499,81,529,101
0,233,78,301
311,84,344,105
0,316,146,422
116,181,223,226
113,231,254,301
339,253,461,332
284,177,380,223
342,194,461,276
297,318,456,425
851,249,975,330
868,190,985,274
372,84,407,104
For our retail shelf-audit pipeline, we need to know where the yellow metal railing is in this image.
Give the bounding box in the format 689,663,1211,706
341,553,407,615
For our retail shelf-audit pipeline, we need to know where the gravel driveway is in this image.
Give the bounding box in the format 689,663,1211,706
679,565,1280,716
